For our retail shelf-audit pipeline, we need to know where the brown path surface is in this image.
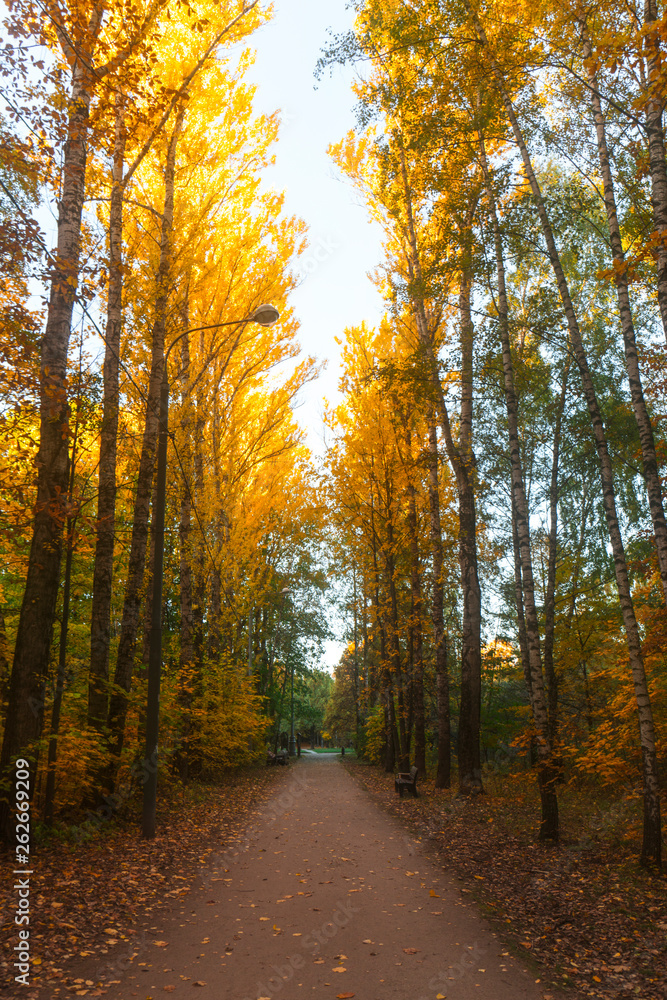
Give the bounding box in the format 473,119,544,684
83,754,549,1000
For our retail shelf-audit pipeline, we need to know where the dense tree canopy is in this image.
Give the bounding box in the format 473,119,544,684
0,0,666,876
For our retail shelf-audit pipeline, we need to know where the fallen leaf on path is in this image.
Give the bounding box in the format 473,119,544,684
362,939,372,944
192,982,206,987
337,993,355,998
436,994,446,999
429,890,440,897
163,988,175,993
153,941,168,948
332,966,347,972
403,947,420,954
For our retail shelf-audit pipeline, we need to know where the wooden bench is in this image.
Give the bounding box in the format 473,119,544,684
395,765,419,798
266,750,289,766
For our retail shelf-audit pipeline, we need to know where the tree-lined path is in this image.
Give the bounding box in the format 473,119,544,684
83,757,544,1000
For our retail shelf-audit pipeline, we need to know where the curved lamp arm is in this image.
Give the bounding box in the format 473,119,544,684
164,302,280,364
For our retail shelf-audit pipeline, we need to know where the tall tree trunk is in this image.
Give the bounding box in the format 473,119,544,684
427,418,451,788
396,141,482,792
437,631,451,790
583,26,667,608
404,425,426,774
479,128,558,840
642,0,667,341
370,486,393,772
88,97,126,733
192,371,206,673
352,566,361,733
511,491,531,695
474,14,660,864
385,512,409,771
177,316,194,782
44,389,80,826
455,271,483,795
141,470,159,671
105,110,184,786
544,357,570,753
0,43,99,838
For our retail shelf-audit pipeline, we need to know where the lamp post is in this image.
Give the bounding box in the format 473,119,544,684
142,303,280,839
289,656,296,758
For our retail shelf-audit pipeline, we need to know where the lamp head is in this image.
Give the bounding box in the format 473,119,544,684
250,303,280,327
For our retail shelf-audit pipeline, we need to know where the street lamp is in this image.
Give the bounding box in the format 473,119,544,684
288,595,297,758
142,303,280,839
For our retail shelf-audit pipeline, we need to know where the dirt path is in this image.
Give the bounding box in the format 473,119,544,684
78,755,551,999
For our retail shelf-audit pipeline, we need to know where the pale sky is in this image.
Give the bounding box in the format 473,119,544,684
246,0,385,453
246,2,386,669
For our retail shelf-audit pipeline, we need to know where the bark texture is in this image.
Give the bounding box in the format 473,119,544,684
404,423,426,775
88,99,126,732
427,419,451,788
479,128,558,839
0,52,96,837
642,0,667,341
106,111,184,783
583,26,667,609
396,141,482,793
474,10,660,863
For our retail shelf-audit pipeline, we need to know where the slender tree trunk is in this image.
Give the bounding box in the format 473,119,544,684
385,511,409,771
352,566,361,733
437,632,451,790
88,97,126,733
474,15,660,863
141,471,159,671
0,610,8,709
642,0,667,341
404,425,426,774
583,27,667,608
177,319,194,782
427,418,451,788
44,519,74,825
396,141,482,792
370,487,393,772
192,374,206,673
511,491,531,694
0,55,97,837
479,128,558,839
44,386,80,833
544,358,569,753
456,272,483,795
106,110,184,785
